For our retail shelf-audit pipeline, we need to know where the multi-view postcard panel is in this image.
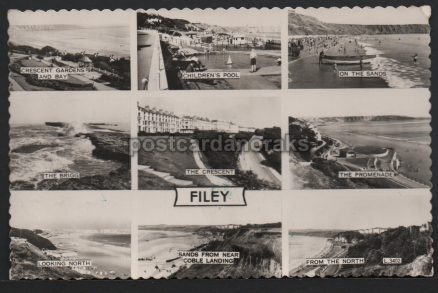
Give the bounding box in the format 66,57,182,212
286,90,431,189
287,191,433,277
8,10,132,91
134,192,282,279
9,93,131,190
288,7,431,89
136,93,281,190
137,9,282,90
10,192,132,279
6,7,433,280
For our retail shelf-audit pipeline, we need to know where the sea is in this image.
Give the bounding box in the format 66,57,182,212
9,25,130,58
289,33,430,89
359,34,430,88
10,122,129,188
48,229,131,278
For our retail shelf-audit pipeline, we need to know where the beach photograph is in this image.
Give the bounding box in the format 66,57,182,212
10,192,131,279
288,7,431,88
10,93,131,190
287,90,431,189
137,93,281,190
135,192,282,279
287,191,433,277
8,10,131,91
137,9,281,90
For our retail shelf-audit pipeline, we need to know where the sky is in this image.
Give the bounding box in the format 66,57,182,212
10,93,130,125
145,8,282,28
8,9,130,26
10,192,131,230
293,6,430,25
287,190,431,230
136,191,281,225
284,89,430,118
139,94,280,129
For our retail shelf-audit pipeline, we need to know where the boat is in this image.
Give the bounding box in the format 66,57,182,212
321,54,376,65
226,55,233,65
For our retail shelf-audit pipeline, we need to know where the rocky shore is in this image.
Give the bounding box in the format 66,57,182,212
10,228,94,280
10,130,131,190
82,131,130,164
36,165,131,190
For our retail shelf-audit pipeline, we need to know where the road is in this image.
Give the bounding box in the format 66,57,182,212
238,137,281,187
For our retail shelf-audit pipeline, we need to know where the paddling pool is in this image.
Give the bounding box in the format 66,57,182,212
197,51,279,70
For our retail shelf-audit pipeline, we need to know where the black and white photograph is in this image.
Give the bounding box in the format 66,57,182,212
10,93,131,190
10,192,132,279
287,191,433,277
137,9,281,90
135,192,282,279
287,90,431,189
8,10,131,91
288,7,431,88
1,4,437,287
137,94,281,190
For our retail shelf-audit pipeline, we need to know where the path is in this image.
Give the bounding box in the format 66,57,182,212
238,137,281,186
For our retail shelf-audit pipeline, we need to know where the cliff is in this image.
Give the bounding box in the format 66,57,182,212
346,226,432,265
338,226,433,276
290,229,345,238
10,238,92,280
10,228,56,250
289,11,430,35
170,227,282,278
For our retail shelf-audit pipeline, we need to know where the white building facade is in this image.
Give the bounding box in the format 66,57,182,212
138,104,253,134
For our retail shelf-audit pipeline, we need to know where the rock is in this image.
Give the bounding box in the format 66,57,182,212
36,165,131,190
10,180,35,190
83,131,130,163
12,144,60,154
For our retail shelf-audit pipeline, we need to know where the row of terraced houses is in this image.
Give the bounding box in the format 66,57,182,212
138,103,256,133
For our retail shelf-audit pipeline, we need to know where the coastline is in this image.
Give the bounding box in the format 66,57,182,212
289,33,430,88
9,42,131,91
9,25,130,58
10,130,131,190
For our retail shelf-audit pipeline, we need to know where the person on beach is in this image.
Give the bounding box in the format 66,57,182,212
319,51,324,65
413,54,419,65
250,49,257,72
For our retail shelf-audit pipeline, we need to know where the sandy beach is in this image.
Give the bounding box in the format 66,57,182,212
289,34,430,88
138,229,206,278
289,235,329,273
47,230,131,279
